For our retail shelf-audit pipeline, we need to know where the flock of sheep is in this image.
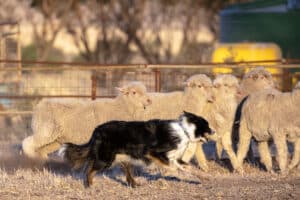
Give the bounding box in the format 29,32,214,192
22,66,300,176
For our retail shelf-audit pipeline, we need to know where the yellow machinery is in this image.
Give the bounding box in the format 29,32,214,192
211,42,282,74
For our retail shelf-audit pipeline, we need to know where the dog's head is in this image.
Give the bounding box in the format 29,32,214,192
180,111,215,143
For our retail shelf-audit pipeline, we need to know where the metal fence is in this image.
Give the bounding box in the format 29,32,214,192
0,60,300,140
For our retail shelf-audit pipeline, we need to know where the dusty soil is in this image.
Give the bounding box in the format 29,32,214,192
0,142,299,200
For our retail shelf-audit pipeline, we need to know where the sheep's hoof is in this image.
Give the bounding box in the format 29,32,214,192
234,167,244,175
279,170,288,177
200,165,209,172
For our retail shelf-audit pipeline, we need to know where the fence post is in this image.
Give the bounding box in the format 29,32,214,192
282,69,292,92
154,69,161,92
91,74,97,100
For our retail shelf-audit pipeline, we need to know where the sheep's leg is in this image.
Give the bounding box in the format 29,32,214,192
181,142,197,163
120,162,139,188
38,141,62,159
235,119,252,174
215,140,223,160
288,139,300,171
22,136,38,159
273,134,288,174
194,142,208,172
222,131,238,169
257,141,273,172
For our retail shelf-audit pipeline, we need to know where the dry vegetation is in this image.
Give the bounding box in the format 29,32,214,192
0,141,299,200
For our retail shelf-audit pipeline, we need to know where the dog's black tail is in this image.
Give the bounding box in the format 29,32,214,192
59,142,90,169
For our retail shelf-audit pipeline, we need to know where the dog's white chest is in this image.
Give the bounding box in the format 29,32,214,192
167,123,190,161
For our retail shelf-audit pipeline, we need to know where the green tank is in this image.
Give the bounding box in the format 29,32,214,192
220,0,300,59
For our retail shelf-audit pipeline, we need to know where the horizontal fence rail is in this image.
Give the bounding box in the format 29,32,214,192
0,59,300,115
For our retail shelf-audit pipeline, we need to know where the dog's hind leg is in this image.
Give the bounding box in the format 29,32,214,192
83,159,97,188
288,139,300,171
120,162,139,188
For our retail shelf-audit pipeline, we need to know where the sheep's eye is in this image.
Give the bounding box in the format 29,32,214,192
252,75,258,80
198,85,202,88
132,91,136,95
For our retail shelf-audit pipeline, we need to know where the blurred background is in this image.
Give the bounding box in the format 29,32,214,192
0,0,300,140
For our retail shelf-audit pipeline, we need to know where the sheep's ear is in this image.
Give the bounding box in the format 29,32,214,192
115,87,128,95
266,93,275,100
184,81,192,87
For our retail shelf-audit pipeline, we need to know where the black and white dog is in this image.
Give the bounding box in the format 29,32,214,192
59,111,214,188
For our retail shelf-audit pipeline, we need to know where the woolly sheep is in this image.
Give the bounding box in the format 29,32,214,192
142,74,214,120
234,87,300,173
179,74,215,172
22,81,152,161
185,74,240,170
239,66,275,99
185,67,277,171
140,74,214,172
207,75,240,164
294,81,300,90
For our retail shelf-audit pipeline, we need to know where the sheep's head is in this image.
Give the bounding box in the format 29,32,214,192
240,67,275,97
184,74,214,103
213,74,240,100
116,81,152,110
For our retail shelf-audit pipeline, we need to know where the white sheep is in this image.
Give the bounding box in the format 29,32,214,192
234,87,300,173
239,66,275,97
207,75,240,165
139,74,214,172
22,81,152,161
184,67,277,171
142,74,214,120
286,83,300,170
294,81,300,90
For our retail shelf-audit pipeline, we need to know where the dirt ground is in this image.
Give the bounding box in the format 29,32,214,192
0,142,299,200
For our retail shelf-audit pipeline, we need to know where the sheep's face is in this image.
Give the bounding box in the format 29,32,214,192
184,74,214,103
240,67,275,97
116,82,152,109
294,81,300,91
213,75,240,99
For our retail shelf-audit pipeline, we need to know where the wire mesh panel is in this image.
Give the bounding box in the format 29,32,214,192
0,63,299,141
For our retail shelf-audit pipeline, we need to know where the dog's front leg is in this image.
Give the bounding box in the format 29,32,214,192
172,159,210,181
120,162,139,188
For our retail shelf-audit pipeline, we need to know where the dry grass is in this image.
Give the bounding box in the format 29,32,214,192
0,142,299,200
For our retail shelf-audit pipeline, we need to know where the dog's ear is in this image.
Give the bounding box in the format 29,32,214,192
183,110,189,115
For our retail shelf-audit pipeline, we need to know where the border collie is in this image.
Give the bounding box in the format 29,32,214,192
59,111,214,188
